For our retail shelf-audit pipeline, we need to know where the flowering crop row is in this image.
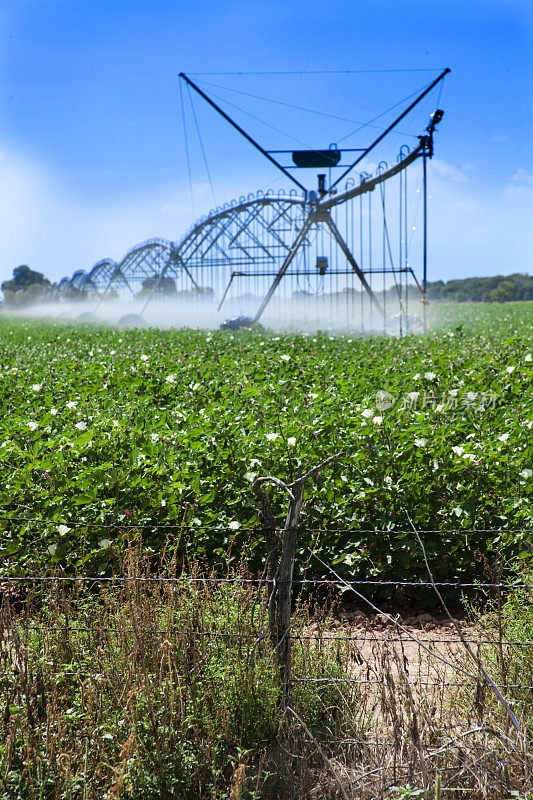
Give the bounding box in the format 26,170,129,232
0,302,531,582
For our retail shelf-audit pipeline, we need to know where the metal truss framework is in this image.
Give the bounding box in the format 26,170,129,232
68,130,437,333
64,62,451,334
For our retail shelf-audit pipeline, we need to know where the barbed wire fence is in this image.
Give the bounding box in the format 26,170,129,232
1,485,532,796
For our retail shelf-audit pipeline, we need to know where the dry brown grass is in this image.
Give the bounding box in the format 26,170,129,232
1,558,531,799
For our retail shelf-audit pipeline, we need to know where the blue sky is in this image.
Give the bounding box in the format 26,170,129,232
0,0,531,283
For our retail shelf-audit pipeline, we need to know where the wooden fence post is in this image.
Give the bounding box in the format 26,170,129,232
252,453,343,707
276,468,305,708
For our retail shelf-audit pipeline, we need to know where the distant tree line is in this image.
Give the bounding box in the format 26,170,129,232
425,273,533,303
1,265,52,307
1,265,532,307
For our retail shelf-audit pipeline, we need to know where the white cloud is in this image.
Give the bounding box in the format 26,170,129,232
0,142,215,283
510,168,533,187
428,159,533,276
505,168,533,198
430,159,469,184
0,144,531,286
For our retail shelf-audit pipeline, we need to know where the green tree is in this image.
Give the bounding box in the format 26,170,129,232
488,279,516,303
1,265,51,307
140,275,177,296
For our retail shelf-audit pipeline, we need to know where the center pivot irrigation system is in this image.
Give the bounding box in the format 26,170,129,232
66,69,450,333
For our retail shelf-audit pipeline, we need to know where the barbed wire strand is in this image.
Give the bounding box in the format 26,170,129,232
2,575,531,588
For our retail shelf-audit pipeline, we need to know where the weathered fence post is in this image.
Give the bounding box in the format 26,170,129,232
252,453,343,707
276,468,305,707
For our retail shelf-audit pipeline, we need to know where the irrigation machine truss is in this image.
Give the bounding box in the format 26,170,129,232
64,69,450,334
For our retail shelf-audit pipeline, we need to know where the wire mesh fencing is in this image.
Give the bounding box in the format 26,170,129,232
1,542,532,799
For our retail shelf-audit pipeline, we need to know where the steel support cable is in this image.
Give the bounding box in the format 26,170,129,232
379,175,406,319
190,69,447,75
196,77,425,140
180,80,195,219
180,73,307,193
186,83,217,207
336,80,437,145
330,69,449,191
199,85,311,149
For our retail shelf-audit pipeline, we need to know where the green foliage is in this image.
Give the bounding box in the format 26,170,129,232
469,572,533,732
426,273,533,303
0,573,355,799
1,265,51,306
0,303,531,583
139,275,177,296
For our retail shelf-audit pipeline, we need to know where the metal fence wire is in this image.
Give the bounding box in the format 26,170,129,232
1,523,532,796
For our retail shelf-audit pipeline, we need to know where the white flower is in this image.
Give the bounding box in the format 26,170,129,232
50,408,58,416
372,416,383,425
525,354,532,363
151,433,159,443
497,433,510,443
448,389,459,397
384,476,393,485
280,354,291,362
451,507,464,517
463,453,476,462
362,408,374,419
249,458,261,467
434,404,445,413
66,401,77,409
27,421,39,431
57,524,71,536
266,432,279,441
74,421,87,431
31,383,42,392
165,374,176,383
414,438,428,448
161,499,166,507
244,472,256,482
191,382,201,391
140,354,149,362
309,392,319,399
413,373,420,380
47,544,57,555
451,446,464,456
466,391,477,401
287,436,297,447
228,521,241,530
99,539,112,549
424,371,436,381
519,468,532,479
506,365,515,374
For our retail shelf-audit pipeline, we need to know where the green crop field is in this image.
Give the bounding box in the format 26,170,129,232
1,302,532,799
0,302,531,581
